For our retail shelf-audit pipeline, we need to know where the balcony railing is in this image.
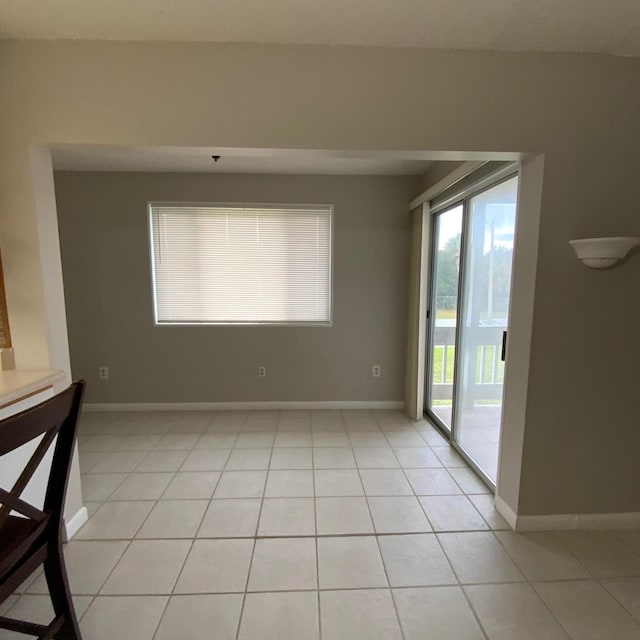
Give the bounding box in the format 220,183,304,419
431,324,505,401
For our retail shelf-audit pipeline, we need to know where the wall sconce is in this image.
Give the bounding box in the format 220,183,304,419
569,237,639,269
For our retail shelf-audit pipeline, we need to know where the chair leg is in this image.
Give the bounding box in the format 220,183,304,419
43,545,83,640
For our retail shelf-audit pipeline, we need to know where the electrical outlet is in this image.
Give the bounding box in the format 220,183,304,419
372,364,381,378
98,366,109,380
258,365,266,377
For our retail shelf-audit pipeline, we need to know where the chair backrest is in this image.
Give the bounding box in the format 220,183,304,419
0,381,86,534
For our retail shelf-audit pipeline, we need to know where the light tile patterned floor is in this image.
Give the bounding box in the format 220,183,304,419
3,409,640,639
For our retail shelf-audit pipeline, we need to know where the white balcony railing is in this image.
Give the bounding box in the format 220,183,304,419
431,323,505,401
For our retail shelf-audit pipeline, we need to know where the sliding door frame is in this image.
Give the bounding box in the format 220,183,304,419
424,163,520,491
423,202,468,439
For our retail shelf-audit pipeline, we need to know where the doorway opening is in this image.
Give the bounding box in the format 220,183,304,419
425,166,519,488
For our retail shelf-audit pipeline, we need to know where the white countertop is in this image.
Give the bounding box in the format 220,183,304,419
0,369,66,407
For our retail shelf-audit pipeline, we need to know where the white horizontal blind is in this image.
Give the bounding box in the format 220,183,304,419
149,204,332,324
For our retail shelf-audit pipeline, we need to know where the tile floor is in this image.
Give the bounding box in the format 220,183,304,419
3,409,640,639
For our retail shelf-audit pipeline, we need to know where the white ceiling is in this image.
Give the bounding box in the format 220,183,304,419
1,0,639,56
51,146,450,175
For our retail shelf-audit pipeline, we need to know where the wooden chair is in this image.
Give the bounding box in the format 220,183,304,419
0,381,86,639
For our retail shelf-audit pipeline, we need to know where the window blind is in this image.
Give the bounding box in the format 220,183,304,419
149,204,332,324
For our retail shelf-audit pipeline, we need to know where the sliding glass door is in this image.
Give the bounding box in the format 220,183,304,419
425,171,519,487
454,176,518,483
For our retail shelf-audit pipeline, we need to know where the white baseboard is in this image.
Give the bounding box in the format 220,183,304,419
84,400,404,412
64,506,88,541
515,513,578,531
494,496,640,531
574,512,640,529
494,495,518,530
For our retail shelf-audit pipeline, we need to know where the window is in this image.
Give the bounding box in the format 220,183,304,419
148,203,333,325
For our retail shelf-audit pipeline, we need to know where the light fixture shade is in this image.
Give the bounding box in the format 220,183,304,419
569,237,640,269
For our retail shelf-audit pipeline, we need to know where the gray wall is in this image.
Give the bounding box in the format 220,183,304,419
55,172,420,403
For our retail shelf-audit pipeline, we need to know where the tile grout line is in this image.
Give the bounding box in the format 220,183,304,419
20,582,625,600
311,410,357,639
65,530,567,542
525,581,580,640
382,418,493,532
78,408,197,637
429,528,492,640
519,530,627,637
190,415,238,544
355,410,407,640
613,531,640,563
598,577,640,625
193,441,226,539
378,417,437,534
466,522,607,636
234,410,276,640
376,412,493,640
149,430,220,640
80,533,135,628
312,415,322,640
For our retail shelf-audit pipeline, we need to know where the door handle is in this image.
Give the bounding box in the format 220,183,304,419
501,331,507,361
